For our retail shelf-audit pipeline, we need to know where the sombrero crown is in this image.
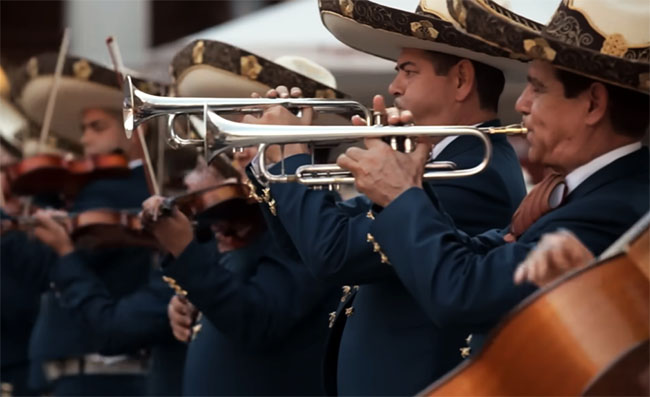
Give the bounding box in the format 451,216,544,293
448,0,650,94
170,40,347,99
13,53,165,144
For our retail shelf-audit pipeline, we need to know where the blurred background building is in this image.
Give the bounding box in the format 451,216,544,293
1,0,559,109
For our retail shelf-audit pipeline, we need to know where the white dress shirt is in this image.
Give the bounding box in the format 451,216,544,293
549,141,642,207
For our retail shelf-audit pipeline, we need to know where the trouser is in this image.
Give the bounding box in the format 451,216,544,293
52,374,146,396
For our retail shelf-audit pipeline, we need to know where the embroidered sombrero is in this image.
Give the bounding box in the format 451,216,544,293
319,0,528,77
448,0,650,94
170,39,347,99
12,53,165,144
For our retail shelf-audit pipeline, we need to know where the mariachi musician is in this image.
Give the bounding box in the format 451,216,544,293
0,64,61,397
10,53,185,396
243,0,529,394
334,0,649,371
142,40,344,395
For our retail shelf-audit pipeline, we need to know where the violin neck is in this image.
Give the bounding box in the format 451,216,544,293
2,215,65,231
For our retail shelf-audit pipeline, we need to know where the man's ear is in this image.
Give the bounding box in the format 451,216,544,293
584,82,608,127
454,59,475,102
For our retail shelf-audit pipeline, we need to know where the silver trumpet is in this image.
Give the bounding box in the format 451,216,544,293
122,75,372,142
202,112,526,186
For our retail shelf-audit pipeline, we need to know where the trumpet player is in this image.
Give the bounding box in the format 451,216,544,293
143,41,343,396
244,0,529,394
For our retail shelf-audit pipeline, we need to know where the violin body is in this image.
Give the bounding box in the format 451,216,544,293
6,153,130,196
70,209,158,250
170,182,253,219
66,153,130,178
422,226,649,396
6,154,69,195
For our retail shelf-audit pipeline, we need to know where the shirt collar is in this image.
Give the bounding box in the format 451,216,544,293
548,141,643,208
128,159,143,169
430,122,482,160
565,142,642,193
431,136,459,160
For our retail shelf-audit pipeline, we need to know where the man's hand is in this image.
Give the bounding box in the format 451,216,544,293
245,85,311,164
167,295,197,343
338,95,431,207
514,230,594,287
141,196,193,257
351,95,414,127
32,209,74,256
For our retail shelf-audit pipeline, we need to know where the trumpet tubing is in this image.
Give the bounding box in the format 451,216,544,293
205,111,526,150
122,75,372,139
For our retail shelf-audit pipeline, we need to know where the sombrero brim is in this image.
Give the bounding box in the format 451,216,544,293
319,0,527,79
0,97,29,154
451,0,650,94
13,53,165,143
319,0,530,123
171,40,348,99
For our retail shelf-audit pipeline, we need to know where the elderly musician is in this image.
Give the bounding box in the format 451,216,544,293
336,0,649,364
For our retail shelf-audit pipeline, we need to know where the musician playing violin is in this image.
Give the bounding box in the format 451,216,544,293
0,66,60,396
29,105,150,252
9,53,185,396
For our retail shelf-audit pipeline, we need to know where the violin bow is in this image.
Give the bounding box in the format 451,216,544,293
39,27,70,150
106,36,160,196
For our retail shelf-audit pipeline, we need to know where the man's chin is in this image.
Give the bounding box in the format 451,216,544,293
527,148,541,164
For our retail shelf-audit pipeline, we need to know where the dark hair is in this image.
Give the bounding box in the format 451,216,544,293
426,51,505,113
555,69,649,139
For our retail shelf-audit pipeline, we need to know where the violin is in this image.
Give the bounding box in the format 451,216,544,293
161,181,253,221
1,208,158,250
6,152,130,196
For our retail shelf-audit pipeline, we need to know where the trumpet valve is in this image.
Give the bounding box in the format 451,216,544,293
404,138,413,153
372,111,385,126
385,136,412,152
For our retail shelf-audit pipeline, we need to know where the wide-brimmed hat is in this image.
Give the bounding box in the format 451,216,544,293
448,0,650,94
170,39,348,99
319,0,531,123
12,53,165,144
319,0,527,77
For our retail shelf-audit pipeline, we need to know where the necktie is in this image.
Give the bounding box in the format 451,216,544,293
504,172,567,242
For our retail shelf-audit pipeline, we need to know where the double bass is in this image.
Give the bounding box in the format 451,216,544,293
422,214,649,396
